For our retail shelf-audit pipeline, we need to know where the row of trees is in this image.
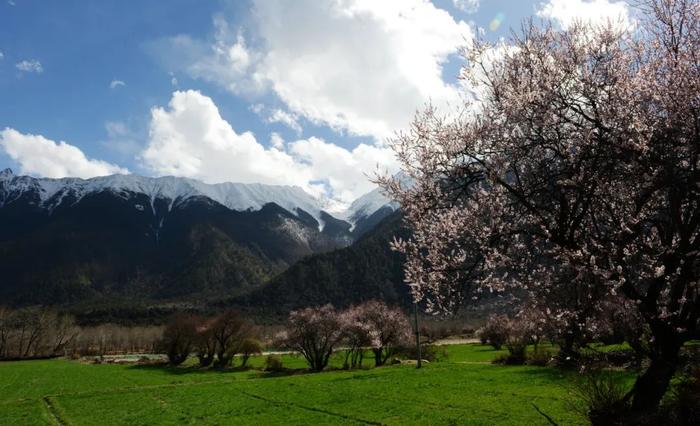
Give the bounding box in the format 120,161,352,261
1,306,176,360
478,297,645,365
161,310,262,367
161,301,412,372
480,296,645,360
284,301,411,371
0,307,77,359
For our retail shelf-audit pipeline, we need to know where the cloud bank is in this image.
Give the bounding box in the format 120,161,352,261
154,0,474,140
537,0,632,30
141,90,398,206
0,128,128,178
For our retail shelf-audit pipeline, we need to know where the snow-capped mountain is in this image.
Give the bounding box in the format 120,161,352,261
0,168,396,231
0,168,328,224
338,186,399,228
0,168,400,309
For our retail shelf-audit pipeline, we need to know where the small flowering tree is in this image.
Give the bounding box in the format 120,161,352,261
478,314,510,350
357,301,411,366
379,0,699,416
285,305,344,372
339,305,371,369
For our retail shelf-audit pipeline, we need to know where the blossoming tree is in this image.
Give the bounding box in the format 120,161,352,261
379,0,699,415
285,304,344,371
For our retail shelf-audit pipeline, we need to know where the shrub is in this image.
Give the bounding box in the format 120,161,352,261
658,366,700,425
478,314,509,350
569,369,630,426
603,349,638,367
395,344,448,363
526,349,554,366
502,316,534,365
478,328,488,345
264,354,284,372
238,338,263,367
483,313,532,365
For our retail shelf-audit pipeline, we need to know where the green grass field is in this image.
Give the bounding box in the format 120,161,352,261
0,344,593,425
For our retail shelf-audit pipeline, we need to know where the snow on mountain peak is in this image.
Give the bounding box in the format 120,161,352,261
335,186,398,226
0,172,334,223
0,171,398,226
0,168,13,179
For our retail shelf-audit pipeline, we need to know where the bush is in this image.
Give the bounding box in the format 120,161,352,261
239,338,263,367
503,333,528,365
478,329,488,345
478,314,509,350
526,349,554,366
264,354,284,372
395,344,448,363
569,369,630,426
485,313,532,365
493,351,527,365
656,367,700,425
603,349,638,367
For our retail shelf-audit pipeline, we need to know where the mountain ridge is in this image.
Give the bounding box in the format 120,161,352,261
0,168,400,315
0,168,397,230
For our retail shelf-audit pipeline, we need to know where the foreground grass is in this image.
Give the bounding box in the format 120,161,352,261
0,344,589,425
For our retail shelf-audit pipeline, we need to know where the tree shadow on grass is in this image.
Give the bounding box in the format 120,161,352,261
126,362,255,376
126,362,316,379
257,368,311,379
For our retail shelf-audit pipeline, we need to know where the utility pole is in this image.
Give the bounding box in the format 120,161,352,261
413,301,421,369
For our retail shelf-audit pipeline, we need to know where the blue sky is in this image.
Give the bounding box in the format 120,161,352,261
0,0,632,206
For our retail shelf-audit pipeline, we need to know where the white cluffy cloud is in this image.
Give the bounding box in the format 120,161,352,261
148,18,266,96
157,0,473,140
537,0,632,30
269,132,285,150
109,80,126,89
16,59,43,73
141,90,398,205
0,128,129,178
250,103,302,134
453,0,480,14
251,0,472,140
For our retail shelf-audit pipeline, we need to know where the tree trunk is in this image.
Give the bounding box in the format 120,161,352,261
198,353,214,367
557,331,581,365
629,338,681,415
373,348,384,367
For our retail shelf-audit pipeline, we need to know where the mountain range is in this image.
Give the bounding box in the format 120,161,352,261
0,168,404,321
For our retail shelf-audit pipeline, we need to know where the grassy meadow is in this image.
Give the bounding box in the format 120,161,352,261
0,344,607,425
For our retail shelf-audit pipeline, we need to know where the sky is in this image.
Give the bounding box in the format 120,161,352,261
0,0,633,208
